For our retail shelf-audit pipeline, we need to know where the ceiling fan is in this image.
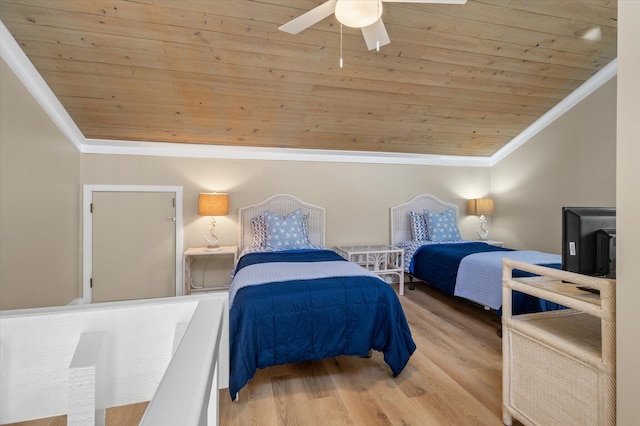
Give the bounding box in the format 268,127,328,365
278,0,468,51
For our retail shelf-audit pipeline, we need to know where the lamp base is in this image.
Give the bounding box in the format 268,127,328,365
205,244,221,252
477,215,489,241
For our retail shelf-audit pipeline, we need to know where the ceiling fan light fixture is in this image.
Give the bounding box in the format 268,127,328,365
335,0,383,28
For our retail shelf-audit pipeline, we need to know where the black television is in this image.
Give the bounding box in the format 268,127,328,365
562,207,616,278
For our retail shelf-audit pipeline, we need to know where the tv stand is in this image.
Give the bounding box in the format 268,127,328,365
502,259,616,426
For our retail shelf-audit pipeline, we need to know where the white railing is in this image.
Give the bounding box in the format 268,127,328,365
0,294,229,425
140,298,224,426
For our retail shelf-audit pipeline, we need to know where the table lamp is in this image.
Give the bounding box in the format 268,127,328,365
467,198,495,240
198,192,229,252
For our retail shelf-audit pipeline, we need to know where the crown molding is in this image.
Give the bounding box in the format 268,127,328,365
1,20,84,151
489,58,618,166
82,138,491,166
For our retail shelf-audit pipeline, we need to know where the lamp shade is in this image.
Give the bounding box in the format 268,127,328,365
467,198,495,216
198,193,229,216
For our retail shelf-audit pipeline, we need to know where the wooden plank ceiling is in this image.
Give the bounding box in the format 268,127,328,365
0,0,617,157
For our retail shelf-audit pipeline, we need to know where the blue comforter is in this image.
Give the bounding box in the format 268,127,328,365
410,242,512,295
229,250,416,400
409,242,564,315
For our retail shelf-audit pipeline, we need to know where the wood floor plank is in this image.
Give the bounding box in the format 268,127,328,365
322,356,395,425
271,374,307,426
291,360,336,400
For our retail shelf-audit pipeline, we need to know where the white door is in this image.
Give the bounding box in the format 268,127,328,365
91,191,176,303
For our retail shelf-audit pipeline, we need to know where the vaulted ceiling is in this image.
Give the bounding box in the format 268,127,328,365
0,0,617,158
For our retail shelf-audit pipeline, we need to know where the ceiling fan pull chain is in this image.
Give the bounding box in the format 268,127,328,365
376,0,380,51
340,24,344,68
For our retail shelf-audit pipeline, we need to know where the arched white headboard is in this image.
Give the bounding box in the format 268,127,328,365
390,194,459,246
237,194,326,254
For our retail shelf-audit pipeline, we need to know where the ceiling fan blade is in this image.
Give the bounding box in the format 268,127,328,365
382,0,467,3
278,0,338,34
361,19,391,51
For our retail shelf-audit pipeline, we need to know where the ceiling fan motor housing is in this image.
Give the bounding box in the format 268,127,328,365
335,0,383,28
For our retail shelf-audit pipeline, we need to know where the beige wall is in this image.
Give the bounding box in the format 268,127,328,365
0,58,81,310
491,78,617,253
80,154,490,251
80,155,490,289
616,1,640,423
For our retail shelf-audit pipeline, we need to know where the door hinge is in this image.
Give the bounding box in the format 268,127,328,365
90,278,93,288
172,197,176,208
90,203,93,213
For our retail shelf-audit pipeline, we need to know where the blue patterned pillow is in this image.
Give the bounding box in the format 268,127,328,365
409,210,429,241
300,213,310,242
265,209,312,250
252,213,311,249
250,214,267,248
424,208,462,242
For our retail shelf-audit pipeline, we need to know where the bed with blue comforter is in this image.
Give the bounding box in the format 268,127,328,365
391,194,568,329
228,249,416,400
403,241,565,315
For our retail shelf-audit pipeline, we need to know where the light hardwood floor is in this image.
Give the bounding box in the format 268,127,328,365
218,282,519,426
6,281,521,426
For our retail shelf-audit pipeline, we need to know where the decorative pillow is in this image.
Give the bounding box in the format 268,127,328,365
409,210,429,241
301,213,310,242
250,214,267,248
251,212,312,250
424,208,462,242
265,209,312,250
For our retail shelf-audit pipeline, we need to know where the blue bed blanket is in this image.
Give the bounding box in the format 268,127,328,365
229,250,416,400
409,242,564,315
455,249,562,309
410,242,510,295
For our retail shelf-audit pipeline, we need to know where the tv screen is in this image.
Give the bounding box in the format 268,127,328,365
562,207,616,277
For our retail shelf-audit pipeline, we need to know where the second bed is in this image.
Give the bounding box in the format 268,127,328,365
390,194,564,314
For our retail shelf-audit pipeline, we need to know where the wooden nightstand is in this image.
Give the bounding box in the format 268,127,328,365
183,246,238,294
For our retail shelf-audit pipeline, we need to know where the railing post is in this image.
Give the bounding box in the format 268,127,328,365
140,298,224,426
68,332,107,426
